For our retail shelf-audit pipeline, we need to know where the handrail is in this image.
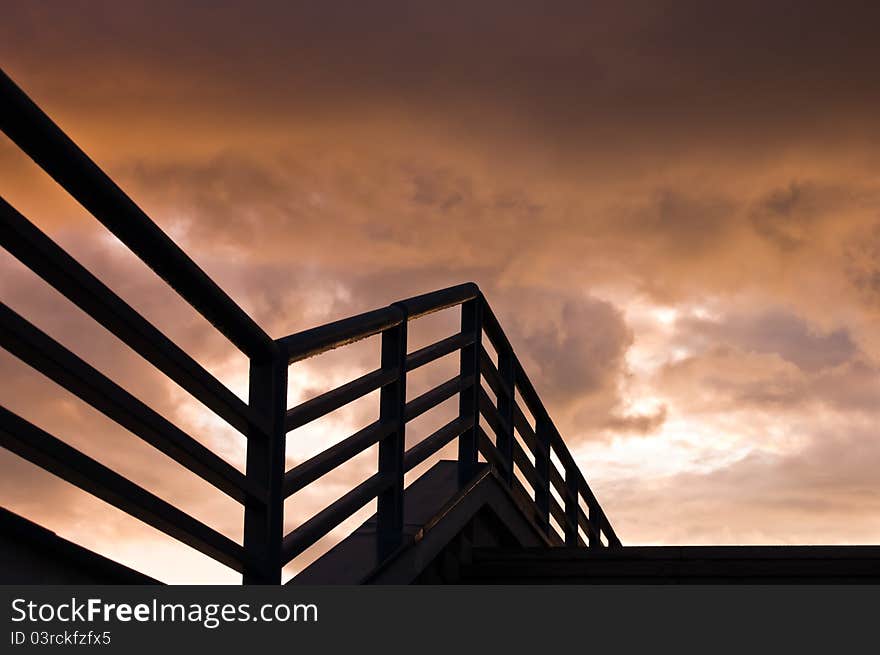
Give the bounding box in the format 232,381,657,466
0,198,267,438
393,282,480,319
279,306,404,364
0,406,252,573
277,283,481,365
0,303,264,505
0,69,275,360
0,69,620,585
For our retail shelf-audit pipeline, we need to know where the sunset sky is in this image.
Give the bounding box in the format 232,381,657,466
3,1,880,583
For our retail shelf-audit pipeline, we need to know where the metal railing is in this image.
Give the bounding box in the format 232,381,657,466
276,282,621,572
0,68,619,584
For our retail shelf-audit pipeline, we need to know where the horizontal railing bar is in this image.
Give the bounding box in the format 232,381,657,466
285,367,398,432
279,306,404,365
549,495,571,543
478,387,513,441
394,283,480,320
0,405,251,573
0,302,263,505
546,426,579,477
0,198,268,439
480,300,515,359
405,331,473,372
577,504,602,543
483,302,513,352
513,358,551,429
283,420,395,498
479,347,512,401
577,477,604,517
512,404,551,464
403,415,474,472
0,70,275,361
511,438,543,496
476,425,510,478
404,374,472,423
281,472,393,565
548,462,577,509
279,283,479,367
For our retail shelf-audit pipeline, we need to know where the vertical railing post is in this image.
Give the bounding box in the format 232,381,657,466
242,348,287,584
377,308,407,559
563,463,579,546
534,415,552,534
458,296,482,485
496,347,515,485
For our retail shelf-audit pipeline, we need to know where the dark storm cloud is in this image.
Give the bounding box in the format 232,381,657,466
622,189,736,257
485,288,670,438
749,182,877,251
5,1,880,150
511,293,631,403
677,310,858,372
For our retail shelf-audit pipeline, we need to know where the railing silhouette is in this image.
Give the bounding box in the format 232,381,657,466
0,68,619,584
277,283,622,570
